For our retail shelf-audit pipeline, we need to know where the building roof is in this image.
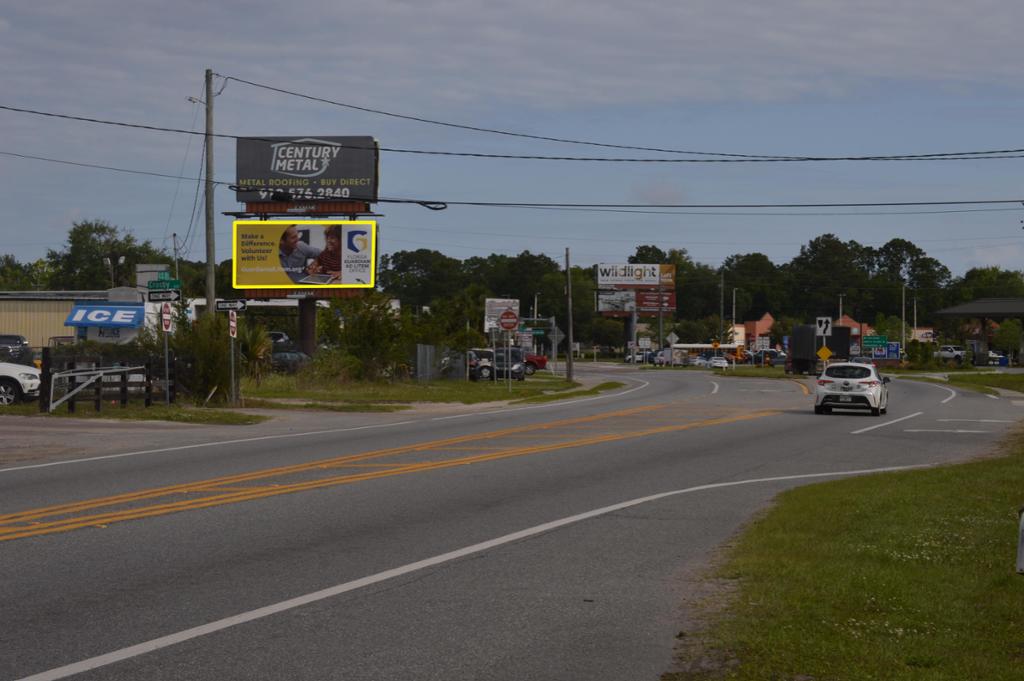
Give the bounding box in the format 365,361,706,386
934,298,1024,318
0,290,107,301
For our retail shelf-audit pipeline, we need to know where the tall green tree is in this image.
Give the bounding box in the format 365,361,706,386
47,220,167,290
378,249,466,310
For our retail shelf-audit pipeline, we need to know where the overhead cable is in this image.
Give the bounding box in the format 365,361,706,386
4,103,1024,163
215,73,1024,163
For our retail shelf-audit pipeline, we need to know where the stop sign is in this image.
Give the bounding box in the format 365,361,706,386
499,309,519,331
161,302,172,332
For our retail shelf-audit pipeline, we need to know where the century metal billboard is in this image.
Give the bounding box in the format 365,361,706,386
235,136,379,203
232,220,376,289
595,263,675,288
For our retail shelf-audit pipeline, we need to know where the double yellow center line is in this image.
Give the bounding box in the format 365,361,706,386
0,404,778,542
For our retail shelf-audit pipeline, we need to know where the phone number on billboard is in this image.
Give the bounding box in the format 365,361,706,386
256,187,353,200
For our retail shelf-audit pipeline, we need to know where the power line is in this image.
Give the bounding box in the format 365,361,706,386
215,73,1024,163
5,103,1024,163
4,147,1024,212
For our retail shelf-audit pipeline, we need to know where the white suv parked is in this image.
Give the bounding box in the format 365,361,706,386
0,361,41,406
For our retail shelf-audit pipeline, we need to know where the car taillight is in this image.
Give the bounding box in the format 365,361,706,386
817,379,833,386
861,380,880,387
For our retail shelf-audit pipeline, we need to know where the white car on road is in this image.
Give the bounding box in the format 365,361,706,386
814,362,890,416
0,361,41,406
709,356,729,370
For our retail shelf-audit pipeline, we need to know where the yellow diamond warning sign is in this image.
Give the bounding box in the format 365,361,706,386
817,345,833,361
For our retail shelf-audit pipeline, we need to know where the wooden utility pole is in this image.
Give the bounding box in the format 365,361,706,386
565,248,574,382
204,68,216,315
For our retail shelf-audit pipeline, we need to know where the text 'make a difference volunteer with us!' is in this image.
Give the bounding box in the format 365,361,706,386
232,220,376,289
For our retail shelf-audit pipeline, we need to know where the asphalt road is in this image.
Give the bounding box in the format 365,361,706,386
2,365,1021,680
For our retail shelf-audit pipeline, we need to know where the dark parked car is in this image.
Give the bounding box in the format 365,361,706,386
0,335,32,365
469,347,525,381
271,350,310,373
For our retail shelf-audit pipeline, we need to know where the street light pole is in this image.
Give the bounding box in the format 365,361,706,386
839,293,845,321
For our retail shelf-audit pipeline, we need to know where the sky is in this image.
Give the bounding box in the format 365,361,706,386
3,1,1024,277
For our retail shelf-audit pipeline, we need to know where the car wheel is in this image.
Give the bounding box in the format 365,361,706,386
479,366,492,380
524,363,536,376
0,378,21,406
881,407,887,415
814,405,824,415
871,407,881,417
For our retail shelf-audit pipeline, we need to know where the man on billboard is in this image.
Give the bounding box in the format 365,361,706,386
278,225,321,283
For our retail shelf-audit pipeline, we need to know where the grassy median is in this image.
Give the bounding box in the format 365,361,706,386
0,402,266,425
241,373,589,405
670,428,1024,680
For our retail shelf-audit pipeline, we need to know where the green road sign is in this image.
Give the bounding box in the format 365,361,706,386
157,271,171,281
863,335,888,348
147,279,182,290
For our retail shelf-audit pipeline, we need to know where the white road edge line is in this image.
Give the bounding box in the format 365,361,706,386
1,377,652,474
937,418,1013,423
904,429,990,434
710,381,719,395
851,411,923,435
0,421,419,475
986,394,1000,400
912,380,957,404
431,376,651,421
15,462,935,681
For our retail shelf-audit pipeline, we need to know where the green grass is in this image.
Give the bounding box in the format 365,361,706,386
240,398,411,413
718,366,789,379
670,428,1024,680
1,402,266,425
511,381,625,404
903,372,1024,397
241,373,582,405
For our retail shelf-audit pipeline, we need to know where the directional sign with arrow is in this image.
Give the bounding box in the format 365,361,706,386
815,317,832,337
215,300,248,312
147,290,181,303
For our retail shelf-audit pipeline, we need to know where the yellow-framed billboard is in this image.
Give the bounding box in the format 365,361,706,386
232,220,376,289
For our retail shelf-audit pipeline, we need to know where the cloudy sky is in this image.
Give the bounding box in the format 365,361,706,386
3,1,1024,276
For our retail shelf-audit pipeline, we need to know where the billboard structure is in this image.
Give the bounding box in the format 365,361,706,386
235,137,379,204
596,263,676,318
595,263,675,288
232,220,376,289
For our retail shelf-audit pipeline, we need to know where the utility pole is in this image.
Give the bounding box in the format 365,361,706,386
913,295,917,337
719,269,725,342
172,232,180,280
732,288,737,339
203,68,216,316
838,293,845,321
901,284,906,350
565,248,574,382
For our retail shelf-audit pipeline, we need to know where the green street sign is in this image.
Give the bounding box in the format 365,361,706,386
531,328,546,336
148,279,182,290
157,271,171,281
863,335,888,348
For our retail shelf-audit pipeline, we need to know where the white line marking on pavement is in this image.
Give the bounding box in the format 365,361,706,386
986,394,1000,400
431,377,651,421
0,421,419,474
851,411,923,435
904,429,990,434
710,381,719,395
2,377,652,474
14,463,935,681
937,419,1013,423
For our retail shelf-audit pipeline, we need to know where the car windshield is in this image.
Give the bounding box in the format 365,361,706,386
824,365,872,379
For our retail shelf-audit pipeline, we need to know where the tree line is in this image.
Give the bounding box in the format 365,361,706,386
3,220,1023,348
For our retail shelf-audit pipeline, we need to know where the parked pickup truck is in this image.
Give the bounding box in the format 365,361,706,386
934,345,965,362
524,353,548,375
